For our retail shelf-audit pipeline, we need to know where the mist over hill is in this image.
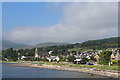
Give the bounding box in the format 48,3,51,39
1,40,69,50
29,42,69,48
1,37,119,50
2,40,29,50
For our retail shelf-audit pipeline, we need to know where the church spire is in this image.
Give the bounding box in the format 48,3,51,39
35,48,40,59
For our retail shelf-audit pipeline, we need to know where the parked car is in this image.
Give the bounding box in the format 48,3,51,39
87,62,94,65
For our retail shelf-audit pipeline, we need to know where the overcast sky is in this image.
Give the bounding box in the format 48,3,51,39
2,2,118,45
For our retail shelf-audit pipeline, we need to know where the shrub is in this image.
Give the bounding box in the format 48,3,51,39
81,57,89,64
117,60,120,66
58,56,66,61
99,50,112,62
110,60,117,64
98,61,109,65
67,56,76,62
98,50,112,65
40,58,47,61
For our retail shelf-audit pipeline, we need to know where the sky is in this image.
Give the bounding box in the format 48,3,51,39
2,2,118,45
2,2,64,31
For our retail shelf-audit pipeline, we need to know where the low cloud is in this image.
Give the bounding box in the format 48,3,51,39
3,2,118,44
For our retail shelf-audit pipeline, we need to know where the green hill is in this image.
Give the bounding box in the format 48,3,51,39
2,37,119,50
73,37,119,49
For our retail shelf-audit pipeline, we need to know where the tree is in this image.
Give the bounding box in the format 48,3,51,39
81,57,89,64
98,50,112,65
2,48,17,61
67,55,76,62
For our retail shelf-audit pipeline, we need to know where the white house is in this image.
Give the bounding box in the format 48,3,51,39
21,56,27,60
46,56,60,62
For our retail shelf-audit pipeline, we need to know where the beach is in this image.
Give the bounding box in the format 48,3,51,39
5,61,119,78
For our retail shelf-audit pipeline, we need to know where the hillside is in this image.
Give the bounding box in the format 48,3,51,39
1,37,119,59
2,40,29,50
74,37,119,49
1,37,119,50
30,37,119,49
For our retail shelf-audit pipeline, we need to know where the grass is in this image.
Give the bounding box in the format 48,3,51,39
66,63,119,70
30,61,120,71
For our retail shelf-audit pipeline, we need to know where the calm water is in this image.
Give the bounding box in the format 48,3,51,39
2,63,109,78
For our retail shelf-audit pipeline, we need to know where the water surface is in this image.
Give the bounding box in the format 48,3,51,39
2,63,109,78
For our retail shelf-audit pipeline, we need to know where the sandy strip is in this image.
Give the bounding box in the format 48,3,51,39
8,63,119,78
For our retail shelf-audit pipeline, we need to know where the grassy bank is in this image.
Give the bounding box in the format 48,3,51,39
31,61,120,71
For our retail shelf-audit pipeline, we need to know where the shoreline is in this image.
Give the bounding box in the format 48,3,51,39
3,62,119,78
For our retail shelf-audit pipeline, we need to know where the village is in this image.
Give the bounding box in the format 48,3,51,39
2,47,120,78
14,48,120,66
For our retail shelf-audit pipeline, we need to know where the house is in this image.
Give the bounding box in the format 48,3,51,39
115,50,120,60
46,56,60,62
111,49,120,61
98,50,102,54
21,56,27,60
94,54,99,61
48,51,53,55
86,55,90,59
110,53,116,60
5,58,9,61
74,59,82,64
